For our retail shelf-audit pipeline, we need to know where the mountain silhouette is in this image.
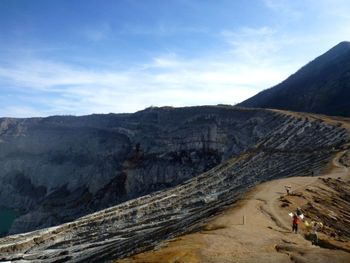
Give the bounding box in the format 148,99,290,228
239,41,350,117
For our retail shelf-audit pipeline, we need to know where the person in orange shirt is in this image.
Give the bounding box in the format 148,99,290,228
292,213,300,233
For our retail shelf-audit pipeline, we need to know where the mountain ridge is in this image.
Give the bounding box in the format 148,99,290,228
239,41,350,117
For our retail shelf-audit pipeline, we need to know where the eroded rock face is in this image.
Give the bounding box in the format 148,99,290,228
0,106,288,234
0,108,348,263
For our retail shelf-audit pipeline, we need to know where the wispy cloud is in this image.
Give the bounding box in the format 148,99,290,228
310,0,350,19
2,0,350,118
0,41,293,117
263,0,350,26
83,23,111,42
0,105,45,118
221,27,280,63
263,0,303,19
120,23,209,36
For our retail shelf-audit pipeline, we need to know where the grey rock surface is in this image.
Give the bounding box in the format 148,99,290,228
0,106,286,234
0,108,349,262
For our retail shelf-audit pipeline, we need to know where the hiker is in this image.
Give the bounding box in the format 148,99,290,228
285,186,291,195
311,222,322,245
292,213,300,233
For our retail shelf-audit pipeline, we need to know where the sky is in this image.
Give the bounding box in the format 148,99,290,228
0,0,349,117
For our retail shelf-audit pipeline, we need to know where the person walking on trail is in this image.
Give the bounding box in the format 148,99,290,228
292,213,300,233
285,185,291,195
311,222,322,245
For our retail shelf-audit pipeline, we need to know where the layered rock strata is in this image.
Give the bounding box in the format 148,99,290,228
0,106,296,234
0,109,348,262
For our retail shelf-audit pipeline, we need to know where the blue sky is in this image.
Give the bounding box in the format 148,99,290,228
0,0,349,117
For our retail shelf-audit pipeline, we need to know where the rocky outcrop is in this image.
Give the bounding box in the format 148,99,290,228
0,109,348,262
0,106,290,234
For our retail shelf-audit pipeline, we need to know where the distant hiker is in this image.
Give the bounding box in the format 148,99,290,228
285,186,291,195
292,213,300,233
311,222,322,245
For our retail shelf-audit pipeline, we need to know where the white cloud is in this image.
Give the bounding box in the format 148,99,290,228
263,0,303,19
222,27,281,63
2,1,350,118
0,105,45,118
0,23,311,117
1,49,291,116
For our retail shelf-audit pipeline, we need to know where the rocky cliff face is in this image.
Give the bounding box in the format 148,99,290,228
0,106,286,234
0,109,349,262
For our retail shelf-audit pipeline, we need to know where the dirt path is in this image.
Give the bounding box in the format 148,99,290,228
117,152,350,263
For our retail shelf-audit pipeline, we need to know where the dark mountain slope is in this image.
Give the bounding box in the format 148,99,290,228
239,41,350,117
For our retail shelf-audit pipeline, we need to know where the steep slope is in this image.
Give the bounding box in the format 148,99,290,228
239,41,350,117
0,110,348,262
117,153,350,263
0,106,290,235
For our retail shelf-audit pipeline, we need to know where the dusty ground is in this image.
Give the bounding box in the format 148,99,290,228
116,150,350,263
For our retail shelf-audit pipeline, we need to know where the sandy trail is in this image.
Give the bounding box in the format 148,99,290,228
117,151,350,263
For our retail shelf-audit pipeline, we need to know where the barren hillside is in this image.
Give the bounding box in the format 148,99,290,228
0,106,297,235
0,109,349,262
117,150,350,263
